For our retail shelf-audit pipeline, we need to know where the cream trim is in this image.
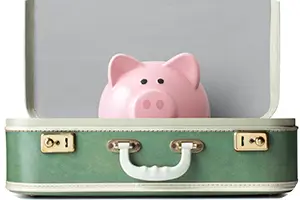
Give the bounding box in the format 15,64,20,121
6,181,297,193
262,0,280,118
6,118,296,127
6,118,297,132
5,127,298,132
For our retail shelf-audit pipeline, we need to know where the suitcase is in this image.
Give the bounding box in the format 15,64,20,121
5,0,298,197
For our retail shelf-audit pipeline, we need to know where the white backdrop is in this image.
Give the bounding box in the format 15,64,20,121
0,0,299,199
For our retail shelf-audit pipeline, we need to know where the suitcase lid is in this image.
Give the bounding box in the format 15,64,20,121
26,0,280,118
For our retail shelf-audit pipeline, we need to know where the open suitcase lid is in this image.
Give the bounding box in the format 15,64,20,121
26,0,280,119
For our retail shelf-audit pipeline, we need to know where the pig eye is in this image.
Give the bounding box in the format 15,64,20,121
140,79,148,85
157,78,164,84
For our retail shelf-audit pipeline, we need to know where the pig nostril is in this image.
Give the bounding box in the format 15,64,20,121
156,100,164,110
143,100,151,109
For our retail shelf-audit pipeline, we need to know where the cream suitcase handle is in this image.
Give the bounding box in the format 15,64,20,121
118,142,193,181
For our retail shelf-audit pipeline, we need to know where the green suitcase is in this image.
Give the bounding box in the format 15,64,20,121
5,119,298,196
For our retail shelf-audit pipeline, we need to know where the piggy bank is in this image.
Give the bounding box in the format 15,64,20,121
98,53,210,118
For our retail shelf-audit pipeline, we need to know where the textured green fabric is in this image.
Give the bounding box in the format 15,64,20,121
6,130,297,183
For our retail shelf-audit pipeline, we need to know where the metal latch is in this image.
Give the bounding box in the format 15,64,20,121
170,139,205,153
234,132,268,152
41,132,76,153
107,139,141,153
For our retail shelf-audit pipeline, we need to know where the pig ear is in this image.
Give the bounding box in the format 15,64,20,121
164,53,200,89
108,54,141,87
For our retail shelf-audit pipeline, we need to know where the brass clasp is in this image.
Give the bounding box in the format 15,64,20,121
41,132,75,153
234,132,268,151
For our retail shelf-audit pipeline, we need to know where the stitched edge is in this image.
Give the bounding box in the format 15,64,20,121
7,182,297,187
5,127,298,132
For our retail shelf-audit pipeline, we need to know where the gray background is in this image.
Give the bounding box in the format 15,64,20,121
32,0,271,118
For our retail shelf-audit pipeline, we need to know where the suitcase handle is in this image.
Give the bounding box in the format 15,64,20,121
118,142,193,181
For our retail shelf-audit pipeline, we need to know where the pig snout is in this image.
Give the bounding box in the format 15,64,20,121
132,91,177,118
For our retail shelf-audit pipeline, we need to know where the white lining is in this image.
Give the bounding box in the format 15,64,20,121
6,181,297,193
24,0,281,119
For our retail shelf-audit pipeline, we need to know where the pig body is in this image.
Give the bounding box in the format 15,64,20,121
98,53,210,118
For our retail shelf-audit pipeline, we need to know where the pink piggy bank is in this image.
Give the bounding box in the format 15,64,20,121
98,53,210,118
